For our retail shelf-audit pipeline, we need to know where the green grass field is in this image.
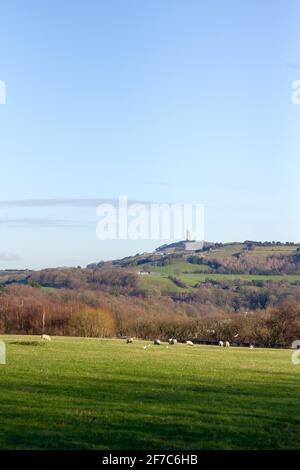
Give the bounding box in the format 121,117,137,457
140,272,300,293
179,273,300,287
0,335,299,450
204,243,244,258
141,261,213,275
202,244,300,259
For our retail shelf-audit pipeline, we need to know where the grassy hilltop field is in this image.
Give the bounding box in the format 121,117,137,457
134,242,300,293
0,335,300,450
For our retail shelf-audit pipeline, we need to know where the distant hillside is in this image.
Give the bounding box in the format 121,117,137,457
0,269,32,286
105,240,300,295
1,240,300,346
2,241,300,295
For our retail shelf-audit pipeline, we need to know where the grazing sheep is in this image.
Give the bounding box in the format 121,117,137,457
168,338,177,345
218,340,224,347
41,334,51,341
153,339,161,345
225,341,230,347
126,338,133,344
186,340,194,346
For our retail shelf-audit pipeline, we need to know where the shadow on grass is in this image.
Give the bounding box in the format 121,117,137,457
9,341,45,347
1,374,300,450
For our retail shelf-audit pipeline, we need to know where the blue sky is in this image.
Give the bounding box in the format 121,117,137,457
0,0,299,269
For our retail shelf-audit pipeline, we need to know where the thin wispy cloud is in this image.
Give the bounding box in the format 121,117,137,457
0,252,22,261
0,198,162,228
0,218,95,227
0,198,113,208
0,198,155,208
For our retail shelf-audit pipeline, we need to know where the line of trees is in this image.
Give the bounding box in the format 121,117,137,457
0,285,300,348
0,285,116,337
187,252,300,275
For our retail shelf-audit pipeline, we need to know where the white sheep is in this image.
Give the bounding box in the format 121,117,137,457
250,344,254,349
126,338,133,344
218,340,224,347
186,340,194,346
225,341,230,347
168,338,177,345
41,334,51,341
153,339,161,345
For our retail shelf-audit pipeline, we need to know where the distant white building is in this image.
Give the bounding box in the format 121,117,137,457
157,231,204,253
182,240,204,251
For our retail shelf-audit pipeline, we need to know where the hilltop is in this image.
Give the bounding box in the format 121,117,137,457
105,240,300,295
